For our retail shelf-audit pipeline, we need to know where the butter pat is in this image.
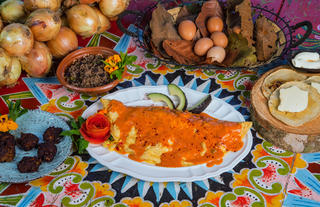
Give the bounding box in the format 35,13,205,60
278,86,308,112
311,82,320,94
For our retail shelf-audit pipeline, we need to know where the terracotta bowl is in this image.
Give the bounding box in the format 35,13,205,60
56,47,122,96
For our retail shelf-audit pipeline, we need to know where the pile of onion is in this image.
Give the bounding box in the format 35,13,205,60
19,42,52,78
47,26,78,58
99,0,130,19
0,0,26,23
26,9,61,41
0,48,21,87
0,23,34,56
67,4,99,37
0,0,118,85
24,0,61,11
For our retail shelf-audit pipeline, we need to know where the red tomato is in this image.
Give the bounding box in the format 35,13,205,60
80,113,110,144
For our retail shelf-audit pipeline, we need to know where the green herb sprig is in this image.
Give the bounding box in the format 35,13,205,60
60,117,89,154
102,52,138,80
7,100,28,121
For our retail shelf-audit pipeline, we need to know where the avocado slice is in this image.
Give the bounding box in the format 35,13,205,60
168,84,187,111
147,93,175,109
188,94,212,114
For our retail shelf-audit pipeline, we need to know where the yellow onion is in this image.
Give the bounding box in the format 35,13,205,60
0,48,21,87
47,26,78,58
19,41,52,77
24,0,61,11
99,0,130,18
0,48,12,83
93,7,110,34
0,23,34,56
26,9,61,42
67,4,99,37
0,0,26,23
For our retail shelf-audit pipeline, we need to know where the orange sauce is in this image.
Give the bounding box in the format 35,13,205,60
107,100,244,167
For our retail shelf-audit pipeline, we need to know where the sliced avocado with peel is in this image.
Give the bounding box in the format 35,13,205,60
168,84,187,111
147,93,175,109
188,94,212,114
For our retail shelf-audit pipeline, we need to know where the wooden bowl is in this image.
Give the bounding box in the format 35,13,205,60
251,65,320,153
56,47,122,96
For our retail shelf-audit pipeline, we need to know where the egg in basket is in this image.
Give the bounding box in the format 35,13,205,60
117,0,312,70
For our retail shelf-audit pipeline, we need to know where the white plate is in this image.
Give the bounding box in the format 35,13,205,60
82,85,253,182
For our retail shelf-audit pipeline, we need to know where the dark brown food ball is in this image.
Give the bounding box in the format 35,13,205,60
16,133,39,151
17,156,42,173
0,132,15,162
43,127,63,144
37,142,57,162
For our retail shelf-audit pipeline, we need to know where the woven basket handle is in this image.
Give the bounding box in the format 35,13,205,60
290,21,313,48
116,10,143,37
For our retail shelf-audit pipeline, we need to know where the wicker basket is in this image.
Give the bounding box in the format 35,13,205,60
117,0,312,71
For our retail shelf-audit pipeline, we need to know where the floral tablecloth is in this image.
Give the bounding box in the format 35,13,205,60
0,0,320,206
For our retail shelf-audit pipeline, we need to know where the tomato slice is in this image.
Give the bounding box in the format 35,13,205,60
80,113,110,144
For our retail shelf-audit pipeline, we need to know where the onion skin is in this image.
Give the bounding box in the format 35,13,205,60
67,4,99,37
26,9,62,42
60,15,69,27
63,0,78,8
0,23,34,56
99,0,129,18
80,0,99,4
63,0,99,7
0,0,26,23
19,41,52,78
93,7,110,34
47,26,78,58
0,48,21,87
24,0,61,11
0,17,3,32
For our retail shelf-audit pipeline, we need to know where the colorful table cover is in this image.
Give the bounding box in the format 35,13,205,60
0,0,320,206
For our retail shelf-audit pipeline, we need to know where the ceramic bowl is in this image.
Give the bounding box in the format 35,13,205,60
289,49,320,73
56,47,123,96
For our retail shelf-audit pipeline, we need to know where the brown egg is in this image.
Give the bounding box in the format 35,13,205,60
207,16,223,33
194,38,213,56
178,20,196,41
210,32,228,48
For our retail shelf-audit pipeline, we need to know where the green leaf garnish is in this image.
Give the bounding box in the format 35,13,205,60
78,138,89,154
7,100,28,121
60,117,89,155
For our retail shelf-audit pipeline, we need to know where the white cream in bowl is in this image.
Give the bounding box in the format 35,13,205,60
292,52,320,69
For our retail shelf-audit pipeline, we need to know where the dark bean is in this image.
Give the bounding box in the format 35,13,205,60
64,54,114,88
